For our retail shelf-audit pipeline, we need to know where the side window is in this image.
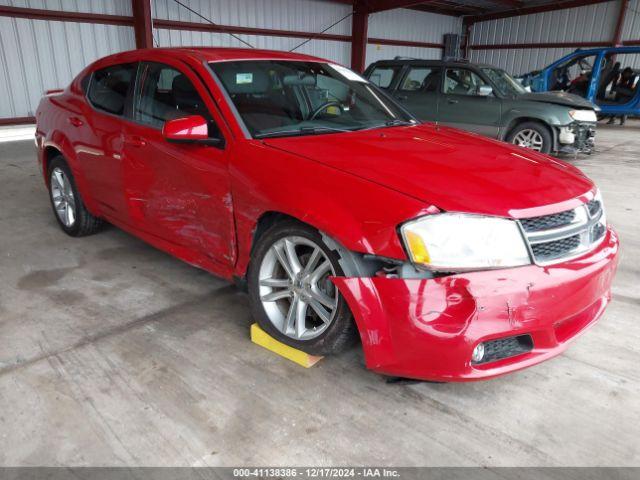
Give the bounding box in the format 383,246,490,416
400,67,440,92
87,63,136,115
80,74,91,94
368,66,398,89
133,62,220,138
444,68,488,96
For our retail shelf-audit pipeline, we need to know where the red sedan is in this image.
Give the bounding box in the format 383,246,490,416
35,48,619,382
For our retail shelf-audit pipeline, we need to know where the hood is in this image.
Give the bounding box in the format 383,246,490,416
519,91,596,109
263,124,593,218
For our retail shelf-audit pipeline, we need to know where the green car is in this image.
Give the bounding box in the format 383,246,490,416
364,59,598,154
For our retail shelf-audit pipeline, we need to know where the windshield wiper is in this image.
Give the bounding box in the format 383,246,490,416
254,126,352,139
355,119,416,131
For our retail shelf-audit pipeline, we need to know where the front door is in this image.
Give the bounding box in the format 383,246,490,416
392,65,441,122
438,67,502,138
120,60,235,269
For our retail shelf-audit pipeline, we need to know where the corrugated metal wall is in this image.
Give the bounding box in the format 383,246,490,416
622,0,640,41
152,0,353,65
0,0,461,120
367,8,461,63
0,0,132,15
470,1,621,75
622,0,640,68
152,0,458,66
0,0,135,119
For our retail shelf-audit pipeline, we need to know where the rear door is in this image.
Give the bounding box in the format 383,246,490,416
438,67,502,137
120,60,235,268
81,62,137,221
392,65,441,122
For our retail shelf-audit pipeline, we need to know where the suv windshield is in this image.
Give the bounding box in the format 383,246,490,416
481,68,526,97
209,60,414,138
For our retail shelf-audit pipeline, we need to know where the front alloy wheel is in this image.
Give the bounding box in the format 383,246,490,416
507,121,552,154
248,221,357,355
258,236,338,340
511,129,544,151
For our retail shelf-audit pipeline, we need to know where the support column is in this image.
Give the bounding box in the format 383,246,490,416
350,1,369,73
612,0,629,46
462,19,473,59
132,0,153,49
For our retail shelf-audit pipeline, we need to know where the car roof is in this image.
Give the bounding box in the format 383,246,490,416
94,47,330,66
368,59,497,69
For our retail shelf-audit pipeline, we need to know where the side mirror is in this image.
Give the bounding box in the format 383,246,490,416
162,115,224,147
477,85,493,97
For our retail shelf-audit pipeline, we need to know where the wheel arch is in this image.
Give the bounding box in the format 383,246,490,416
41,132,100,215
43,145,63,179
250,211,297,252
238,209,394,283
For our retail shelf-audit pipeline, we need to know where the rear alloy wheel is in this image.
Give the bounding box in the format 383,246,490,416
507,122,552,154
248,221,357,355
50,167,76,228
47,156,104,237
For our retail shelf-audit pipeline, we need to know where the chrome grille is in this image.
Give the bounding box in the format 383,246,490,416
519,199,605,265
520,210,575,232
531,234,581,262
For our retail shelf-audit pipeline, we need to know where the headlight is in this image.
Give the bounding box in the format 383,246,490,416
592,189,607,233
594,189,605,217
569,109,597,122
400,213,531,271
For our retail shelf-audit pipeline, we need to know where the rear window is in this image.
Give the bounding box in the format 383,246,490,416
87,63,136,116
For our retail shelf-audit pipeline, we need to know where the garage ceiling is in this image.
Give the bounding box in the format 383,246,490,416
339,0,618,20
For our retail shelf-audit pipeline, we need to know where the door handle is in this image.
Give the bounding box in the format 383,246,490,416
124,135,147,147
447,98,459,104
67,116,83,127
395,94,408,101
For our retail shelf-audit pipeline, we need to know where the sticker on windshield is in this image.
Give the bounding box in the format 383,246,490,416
236,73,253,84
329,64,367,83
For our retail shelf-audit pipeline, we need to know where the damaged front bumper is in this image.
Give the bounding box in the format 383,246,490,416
557,121,596,154
332,227,619,382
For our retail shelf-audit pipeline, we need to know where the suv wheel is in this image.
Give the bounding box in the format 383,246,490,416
507,122,552,153
248,221,357,356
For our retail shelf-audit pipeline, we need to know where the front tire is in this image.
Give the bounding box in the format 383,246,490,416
506,121,552,154
247,221,357,356
47,156,104,237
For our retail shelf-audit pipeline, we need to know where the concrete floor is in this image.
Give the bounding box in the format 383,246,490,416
0,123,639,467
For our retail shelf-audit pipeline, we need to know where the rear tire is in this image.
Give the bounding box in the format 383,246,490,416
47,155,104,237
506,121,552,154
247,220,357,356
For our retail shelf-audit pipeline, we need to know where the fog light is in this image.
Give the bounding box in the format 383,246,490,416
471,343,485,363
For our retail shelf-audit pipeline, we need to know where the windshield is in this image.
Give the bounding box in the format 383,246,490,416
481,68,527,97
209,60,414,138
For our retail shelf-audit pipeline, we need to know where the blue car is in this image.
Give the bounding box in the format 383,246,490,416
521,47,640,118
